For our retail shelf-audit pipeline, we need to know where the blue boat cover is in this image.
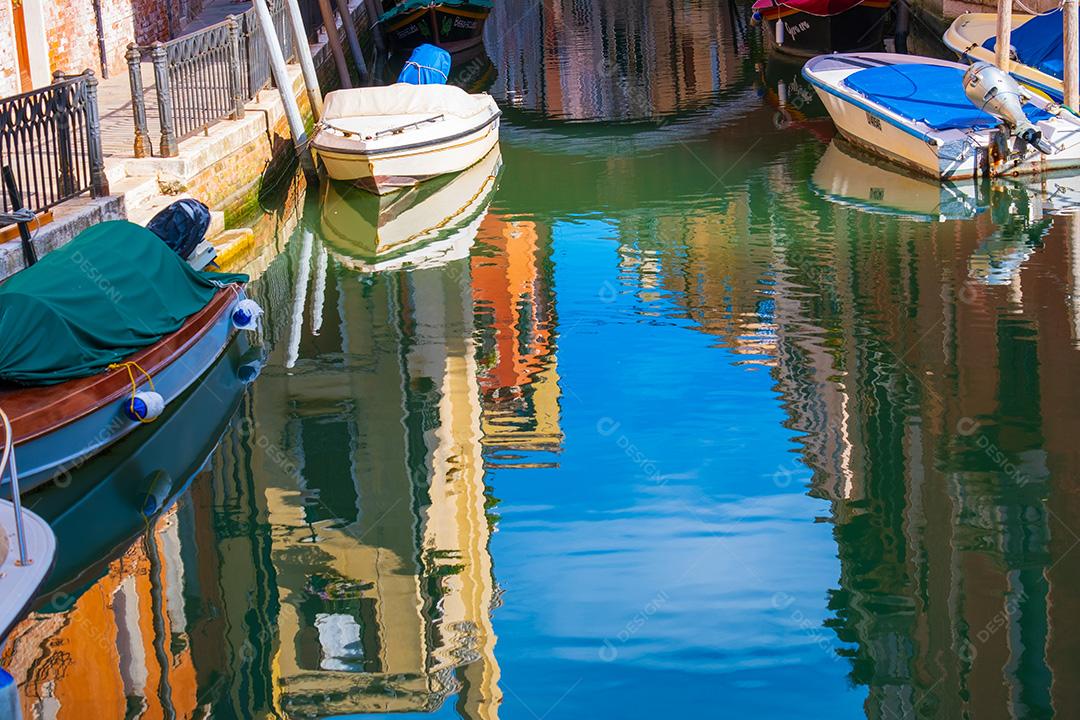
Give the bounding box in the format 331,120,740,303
983,10,1063,79
843,63,1050,131
398,44,451,85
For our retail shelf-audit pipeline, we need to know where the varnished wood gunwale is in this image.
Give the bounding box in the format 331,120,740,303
0,287,240,445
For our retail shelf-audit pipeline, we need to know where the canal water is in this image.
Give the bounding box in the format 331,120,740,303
4,1,1078,718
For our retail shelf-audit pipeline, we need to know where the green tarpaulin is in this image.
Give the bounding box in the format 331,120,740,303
0,220,246,386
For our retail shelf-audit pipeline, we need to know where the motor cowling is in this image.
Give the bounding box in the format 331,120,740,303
963,61,1052,154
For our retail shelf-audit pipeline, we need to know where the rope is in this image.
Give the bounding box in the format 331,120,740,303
402,60,448,82
108,360,157,424
0,209,36,225
1010,0,1064,16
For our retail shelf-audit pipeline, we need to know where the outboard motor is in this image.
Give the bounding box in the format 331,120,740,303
963,61,1052,154
146,198,217,270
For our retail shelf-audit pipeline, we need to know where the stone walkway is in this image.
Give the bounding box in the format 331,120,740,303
96,0,255,167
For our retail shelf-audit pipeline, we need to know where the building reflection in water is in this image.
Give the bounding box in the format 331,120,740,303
486,0,746,122
0,162,561,718
623,157,1080,717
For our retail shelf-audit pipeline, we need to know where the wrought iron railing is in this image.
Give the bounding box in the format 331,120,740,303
128,0,324,158
0,71,109,214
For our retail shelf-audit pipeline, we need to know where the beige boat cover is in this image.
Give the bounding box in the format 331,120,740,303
323,83,494,120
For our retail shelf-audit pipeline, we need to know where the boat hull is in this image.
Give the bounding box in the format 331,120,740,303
943,13,1064,102
314,114,500,194
0,287,246,494
760,1,891,58
25,334,252,600
385,4,490,53
0,501,55,639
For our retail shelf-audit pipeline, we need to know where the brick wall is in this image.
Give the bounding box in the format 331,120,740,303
0,2,18,96
41,0,205,81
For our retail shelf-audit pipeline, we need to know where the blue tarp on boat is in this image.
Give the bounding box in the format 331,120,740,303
398,44,451,85
983,10,1064,79
843,63,1050,131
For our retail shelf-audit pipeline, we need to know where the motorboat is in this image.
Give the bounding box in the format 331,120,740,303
0,220,258,494
752,0,892,58
944,10,1064,101
311,83,501,195
803,52,1080,180
379,0,493,54
320,144,502,272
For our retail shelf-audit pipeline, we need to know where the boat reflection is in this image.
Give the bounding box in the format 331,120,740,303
811,139,990,221
812,138,1080,225
319,146,502,273
0,334,254,718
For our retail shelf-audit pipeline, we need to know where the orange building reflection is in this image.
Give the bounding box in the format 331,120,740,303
2,506,203,719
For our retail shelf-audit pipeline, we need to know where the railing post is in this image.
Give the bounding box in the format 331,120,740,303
83,70,110,198
151,42,179,158
227,16,247,120
52,70,77,199
126,43,152,158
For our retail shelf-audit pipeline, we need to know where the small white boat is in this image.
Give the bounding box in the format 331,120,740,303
803,52,1080,180
944,11,1064,102
311,83,501,195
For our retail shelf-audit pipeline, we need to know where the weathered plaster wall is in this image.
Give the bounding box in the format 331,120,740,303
35,0,206,81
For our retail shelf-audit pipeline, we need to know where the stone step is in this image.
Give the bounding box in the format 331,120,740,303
211,228,255,271
109,175,161,218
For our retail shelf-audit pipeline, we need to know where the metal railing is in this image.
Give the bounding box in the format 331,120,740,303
128,0,323,158
0,408,28,567
0,71,109,214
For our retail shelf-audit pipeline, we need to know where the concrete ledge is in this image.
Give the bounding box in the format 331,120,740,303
0,195,126,280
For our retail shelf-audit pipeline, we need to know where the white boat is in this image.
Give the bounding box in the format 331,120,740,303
320,145,502,273
1,411,56,719
803,52,1080,180
311,83,501,195
0,502,53,640
944,11,1065,102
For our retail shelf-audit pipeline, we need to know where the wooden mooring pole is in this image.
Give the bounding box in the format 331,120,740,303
251,0,318,180
995,0,1012,71
1066,0,1079,108
317,0,353,88
335,0,369,83
284,0,324,120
